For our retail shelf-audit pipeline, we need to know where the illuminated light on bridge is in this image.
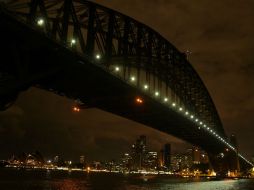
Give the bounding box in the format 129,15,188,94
143,84,149,90
136,97,143,104
164,98,168,102
155,91,159,97
179,107,183,111
115,66,120,72
72,106,80,112
190,115,194,119
172,103,176,107
185,111,189,115
195,119,199,122
199,121,203,125
70,39,76,46
37,18,44,26
95,54,101,60
130,76,136,81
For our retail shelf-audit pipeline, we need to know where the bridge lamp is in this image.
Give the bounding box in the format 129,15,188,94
155,91,159,96
115,66,120,72
73,106,80,112
195,119,199,122
164,98,168,102
95,54,101,59
71,39,76,46
179,107,183,111
144,84,149,90
185,111,189,115
37,18,44,26
172,102,176,107
130,76,136,82
199,121,203,125
136,97,143,104
190,115,194,119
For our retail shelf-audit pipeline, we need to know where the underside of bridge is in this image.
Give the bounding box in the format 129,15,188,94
0,0,252,173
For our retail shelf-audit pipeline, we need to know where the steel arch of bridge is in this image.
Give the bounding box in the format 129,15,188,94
4,0,225,136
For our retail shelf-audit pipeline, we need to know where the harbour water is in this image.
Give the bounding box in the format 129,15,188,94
0,168,254,190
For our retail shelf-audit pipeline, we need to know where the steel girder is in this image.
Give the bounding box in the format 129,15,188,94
4,0,225,136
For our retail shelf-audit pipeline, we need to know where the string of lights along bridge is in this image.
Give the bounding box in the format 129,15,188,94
34,15,253,167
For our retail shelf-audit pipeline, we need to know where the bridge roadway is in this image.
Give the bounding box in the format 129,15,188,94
0,4,252,171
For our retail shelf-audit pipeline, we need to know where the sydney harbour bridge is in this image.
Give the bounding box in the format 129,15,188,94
0,0,253,174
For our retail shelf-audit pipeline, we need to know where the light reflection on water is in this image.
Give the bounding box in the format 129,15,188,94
0,168,254,190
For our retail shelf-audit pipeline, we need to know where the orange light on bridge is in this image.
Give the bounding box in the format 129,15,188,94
136,97,143,104
73,106,80,112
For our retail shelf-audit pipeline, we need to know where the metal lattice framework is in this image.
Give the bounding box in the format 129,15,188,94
4,0,225,136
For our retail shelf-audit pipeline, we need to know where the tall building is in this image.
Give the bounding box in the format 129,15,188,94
80,155,85,164
200,152,209,164
131,135,147,170
53,156,59,164
143,152,158,170
121,153,132,170
193,147,201,164
158,149,164,168
164,144,171,169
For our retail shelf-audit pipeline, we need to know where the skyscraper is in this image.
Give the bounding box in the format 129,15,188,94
131,135,147,170
193,147,201,164
164,143,171,169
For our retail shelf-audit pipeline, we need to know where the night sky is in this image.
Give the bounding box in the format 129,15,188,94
0,0,254,162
